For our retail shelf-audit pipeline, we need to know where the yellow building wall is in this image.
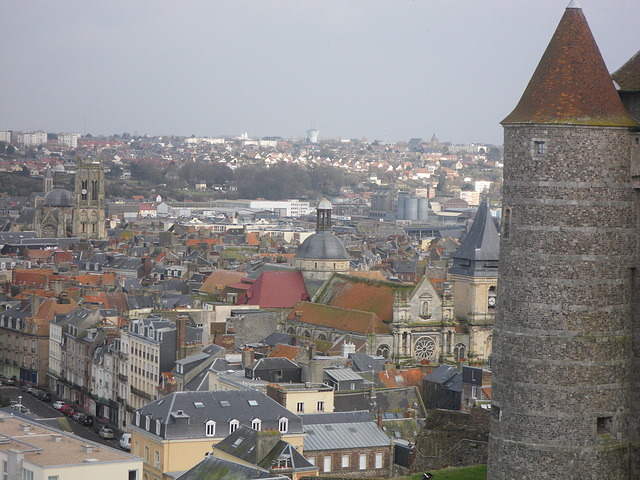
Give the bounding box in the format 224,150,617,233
284,389,334,414
133,429,306,476
37,461,143,480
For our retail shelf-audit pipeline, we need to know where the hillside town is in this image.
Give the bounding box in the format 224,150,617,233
0,129,499,478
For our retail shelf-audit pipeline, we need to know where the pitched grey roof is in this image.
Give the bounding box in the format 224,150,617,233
175,454,271,480
132,390,304,440
424,365,462,392
323,368,364,382
301,411,390,451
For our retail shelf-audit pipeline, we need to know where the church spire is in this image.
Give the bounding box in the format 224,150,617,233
448,197,499,277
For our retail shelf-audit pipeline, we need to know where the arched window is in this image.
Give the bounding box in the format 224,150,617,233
155,419,161,435
145,415,151,430
454,343,466,362
136,411,141,426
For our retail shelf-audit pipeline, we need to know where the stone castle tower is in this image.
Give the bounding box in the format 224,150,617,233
72,158,106,239
488,2,640,479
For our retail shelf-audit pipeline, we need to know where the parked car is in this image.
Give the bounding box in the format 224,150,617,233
72,412,84,422
63,407,77,417
40,392,52,402
53,401,66,410
97,426,114,439
5,377,16,386
60,405,76,416
33,390,45,399
11,404,30,414
119,433,131,451
75,413,94,426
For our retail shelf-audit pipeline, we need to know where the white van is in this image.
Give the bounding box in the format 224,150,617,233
119,433,131,451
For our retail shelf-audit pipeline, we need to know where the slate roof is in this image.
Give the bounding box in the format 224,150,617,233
174,454,271,480
449,198,500,277
333,387,426,420
613,49,640,91
244,271,310,308
287,301,390,335
301,411,390,451
349,353,386,373
324,368,364,383
215,426,316,473
133,390,304,439
424,365,462,392
295,231,350,260
502,4,638,127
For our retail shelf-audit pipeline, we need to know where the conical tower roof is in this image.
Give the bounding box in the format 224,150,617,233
448,198,499,277
502,3,638,127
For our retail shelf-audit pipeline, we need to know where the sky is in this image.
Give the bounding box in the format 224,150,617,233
2,1,639,146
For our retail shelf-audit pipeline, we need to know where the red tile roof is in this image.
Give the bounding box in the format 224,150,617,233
376,368,427,388
244,271,310,309
313,274,413,323
269,344,302,361
503,6,638,127
287,301,390,335
200,269,246,294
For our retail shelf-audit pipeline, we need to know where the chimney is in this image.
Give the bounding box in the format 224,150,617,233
256,430,282,464
242,347,255,368
30,294,43,316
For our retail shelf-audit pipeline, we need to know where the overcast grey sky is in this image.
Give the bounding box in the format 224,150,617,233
2,1,638,145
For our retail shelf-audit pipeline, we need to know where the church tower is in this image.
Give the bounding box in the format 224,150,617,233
73,158,106,239
449,197,499,363
43,166,54,194
488,2,639,479
294,198,351,281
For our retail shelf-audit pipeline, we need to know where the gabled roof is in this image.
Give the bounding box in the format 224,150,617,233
174,454,271,480
502,4,638,127
302,411,390,451
244,271,310,309
287,301,390,335
312,273,413,323
199,269,245,294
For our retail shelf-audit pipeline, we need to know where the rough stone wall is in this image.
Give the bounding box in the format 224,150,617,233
413,408,489,471
488,125,635,479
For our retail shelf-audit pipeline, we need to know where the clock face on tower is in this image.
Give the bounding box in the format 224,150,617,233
488,296,496,307
81,189,87,195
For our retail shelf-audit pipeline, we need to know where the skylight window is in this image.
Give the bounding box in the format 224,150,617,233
220,401,230,407
248,400,258,406
194,402,204,408
232,437,244,448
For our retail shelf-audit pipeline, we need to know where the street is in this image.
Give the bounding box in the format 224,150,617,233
0,384,125,450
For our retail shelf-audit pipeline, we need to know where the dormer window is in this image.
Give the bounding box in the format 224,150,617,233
229,419,239,434
278,417,288,433
205,420,216,437
155,419,161,435
136,411,141,426
145,415,151,430
251,418,262,431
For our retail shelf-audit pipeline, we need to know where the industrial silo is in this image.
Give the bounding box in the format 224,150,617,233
418,197,429,221
405,197,418,220
397,194,407,220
